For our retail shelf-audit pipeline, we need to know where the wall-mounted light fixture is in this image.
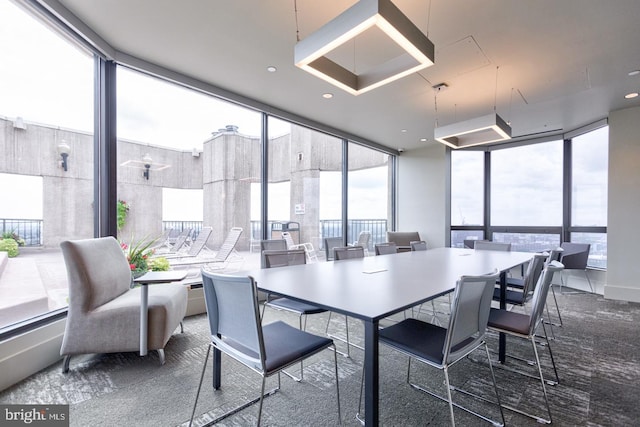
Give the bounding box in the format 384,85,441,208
294,0,435,95
57,140,71,171
142,153,152,180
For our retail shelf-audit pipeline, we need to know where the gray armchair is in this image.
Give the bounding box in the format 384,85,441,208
386,231,421,252
59,236,188,372
559,242,593,292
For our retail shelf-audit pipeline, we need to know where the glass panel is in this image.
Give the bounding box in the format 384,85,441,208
348,143,391,254
117,66,261,270
491,140,563,226
493,232,561,252
450,230,484,248
268,118,343,260
572,127,608,226
571,232,607,269
0,2,94,329
451,151,484,226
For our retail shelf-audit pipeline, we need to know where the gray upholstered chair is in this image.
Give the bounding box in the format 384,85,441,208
324,236,343,261
488,261,564,424
260,238,287,268
190,271,340,426
386,231,421,252
559,242,593,292
375,242,397,255
474,241,512,251
358,270,504,425
261,248,327,381
328,245,366,357
410,240,427,251
59,236,188,372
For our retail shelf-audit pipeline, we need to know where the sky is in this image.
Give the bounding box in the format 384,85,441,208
451,127,608,228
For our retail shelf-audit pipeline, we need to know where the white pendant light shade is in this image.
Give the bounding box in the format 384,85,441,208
294,0,435,95
434,113,512,149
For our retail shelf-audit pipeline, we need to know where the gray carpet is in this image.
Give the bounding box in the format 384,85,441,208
1,288,639,426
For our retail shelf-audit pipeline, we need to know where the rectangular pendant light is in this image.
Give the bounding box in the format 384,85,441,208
294,0,435,96
434,113,512,149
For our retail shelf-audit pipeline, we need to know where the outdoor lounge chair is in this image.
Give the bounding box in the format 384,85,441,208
169,227,243,271
282,231,318,263
161,227,213,260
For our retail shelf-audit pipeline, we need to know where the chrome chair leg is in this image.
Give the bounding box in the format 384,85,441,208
189,344,280,427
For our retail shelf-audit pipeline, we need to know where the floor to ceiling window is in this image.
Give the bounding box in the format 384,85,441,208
450,150,484,247
449,126,608,268
268,118,343,259
570,126,608,268
490,140,563,251
116,66,261,254
347,142,392,252
0,1,94,330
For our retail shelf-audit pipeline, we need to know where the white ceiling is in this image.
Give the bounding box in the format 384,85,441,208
49,0,640,151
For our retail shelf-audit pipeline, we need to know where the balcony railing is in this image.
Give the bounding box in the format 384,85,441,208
0,219,43,246
250,219,388,251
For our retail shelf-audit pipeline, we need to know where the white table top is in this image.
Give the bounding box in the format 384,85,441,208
245,247,533,322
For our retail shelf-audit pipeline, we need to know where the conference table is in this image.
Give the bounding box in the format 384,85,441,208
213,247,533,425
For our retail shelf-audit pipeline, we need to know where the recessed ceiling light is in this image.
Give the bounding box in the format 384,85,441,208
266,66,277,72
625,92,639,99
401,129,407,133
420,138,427,142
628,70,640,76
322,93,333,99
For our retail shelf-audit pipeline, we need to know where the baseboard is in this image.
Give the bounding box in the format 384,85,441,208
604,285,640,303
0,319,65,392
186,286,205,316
0,286,207,392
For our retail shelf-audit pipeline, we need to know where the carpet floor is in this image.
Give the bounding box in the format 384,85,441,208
1,287,639,426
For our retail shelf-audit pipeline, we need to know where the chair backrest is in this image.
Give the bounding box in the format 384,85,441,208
213,227,243,262
464,239,483,249
410,240,427,251
260,239,288,268
150,228,173,249
355,231,371,248
324,237,343,261
375,242,397,255
386,231,421,247
444,270,500,364
546,247,564,264
474,241,511,251
263,249,306,268
185,226,213,256
201,271,266,372
521,252,549,296
169,228,193,252
281,231,295,249
60,236,131,313
334,246,365,260
559,242,591,269
528,261,565,334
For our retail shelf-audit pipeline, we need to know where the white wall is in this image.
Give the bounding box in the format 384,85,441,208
397,143,447,248
605,105,640,302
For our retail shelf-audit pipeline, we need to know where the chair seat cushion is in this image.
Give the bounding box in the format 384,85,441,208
379,318,447,365
487,308,530,336
262,321,333,374
505,277,524,288
266,297,326,315
492,287,528,305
